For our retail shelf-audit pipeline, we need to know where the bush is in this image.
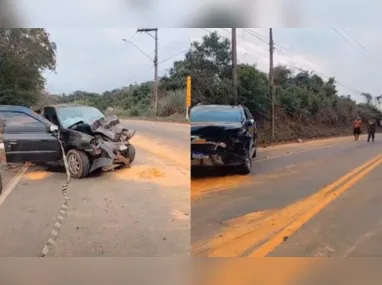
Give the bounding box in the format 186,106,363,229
157,89,186,117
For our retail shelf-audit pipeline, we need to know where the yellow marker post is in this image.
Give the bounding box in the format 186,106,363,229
186,76,191,121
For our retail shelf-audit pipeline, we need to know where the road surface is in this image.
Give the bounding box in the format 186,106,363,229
0,120,190,257
192,134,382,258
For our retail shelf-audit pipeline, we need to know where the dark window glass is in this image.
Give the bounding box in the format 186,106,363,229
0,111,46,132
0,112,44,127
191,107,243,123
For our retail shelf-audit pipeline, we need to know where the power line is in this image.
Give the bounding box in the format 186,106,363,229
202,28,365,96
331,28,367,56
340,28,369,55
242,29,365,95
123,38,153,62
158,48,189,64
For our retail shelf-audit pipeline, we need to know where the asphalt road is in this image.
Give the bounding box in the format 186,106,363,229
192,134,382,258
0,120,190,257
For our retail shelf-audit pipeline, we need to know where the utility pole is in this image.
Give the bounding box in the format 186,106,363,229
137,28,159,114
129,84,133,99
269,28,275,141
232,28,238,105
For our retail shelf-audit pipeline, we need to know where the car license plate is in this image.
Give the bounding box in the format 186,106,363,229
192,152,209,160
119,144,127,151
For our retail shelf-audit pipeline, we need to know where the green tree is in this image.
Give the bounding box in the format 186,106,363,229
0,28,56,106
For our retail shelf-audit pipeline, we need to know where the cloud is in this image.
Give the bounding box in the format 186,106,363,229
43,28,190,94
191,28,382,103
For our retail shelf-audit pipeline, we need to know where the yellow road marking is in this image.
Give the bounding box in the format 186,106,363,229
250,154,382,257
195,154,382,257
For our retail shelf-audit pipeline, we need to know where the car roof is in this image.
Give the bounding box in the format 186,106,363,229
192,104,243,111
0,105,36,115
46,104,87,109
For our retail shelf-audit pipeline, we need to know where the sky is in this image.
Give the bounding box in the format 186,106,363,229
42,27,382,104
192,28,382,103
44,28,191,94
4,1,382,104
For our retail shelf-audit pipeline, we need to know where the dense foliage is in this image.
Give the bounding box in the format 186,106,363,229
0,28,57,106
1,29,381,142
161,31,382,142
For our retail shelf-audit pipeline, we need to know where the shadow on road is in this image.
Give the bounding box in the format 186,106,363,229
191,166,245,179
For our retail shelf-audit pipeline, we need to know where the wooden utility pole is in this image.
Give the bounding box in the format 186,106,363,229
129,84,133,99
232,28,238,105
269,28,275,141
137,28,159,114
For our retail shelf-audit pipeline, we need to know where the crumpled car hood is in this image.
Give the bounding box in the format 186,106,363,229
89,115,136,141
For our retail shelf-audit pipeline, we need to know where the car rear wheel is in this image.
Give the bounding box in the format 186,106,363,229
237,152,252,175
67,149,90,179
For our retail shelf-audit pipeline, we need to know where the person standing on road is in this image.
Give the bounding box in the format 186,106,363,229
352,116,362,141
367,119,376,142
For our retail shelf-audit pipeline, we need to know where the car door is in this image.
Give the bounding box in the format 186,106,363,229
42,107,61,127
0,110,61,163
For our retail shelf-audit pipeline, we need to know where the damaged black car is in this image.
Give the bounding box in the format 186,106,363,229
190,104,257,174
0,104,136,179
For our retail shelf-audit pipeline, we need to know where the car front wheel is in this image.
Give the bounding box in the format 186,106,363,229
67,149,90,179
127,144,136,163
237,151,252,175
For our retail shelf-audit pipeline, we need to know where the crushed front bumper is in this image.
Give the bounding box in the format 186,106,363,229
88,141,133,173
191,140,247,167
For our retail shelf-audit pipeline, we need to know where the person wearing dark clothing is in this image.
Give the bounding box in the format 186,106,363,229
367,119,376,142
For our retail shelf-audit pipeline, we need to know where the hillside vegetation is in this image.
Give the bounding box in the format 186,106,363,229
1,29,381,142
180,32,382,143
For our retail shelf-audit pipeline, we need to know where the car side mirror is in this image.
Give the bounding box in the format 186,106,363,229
49,124,59,133
246,119,255,126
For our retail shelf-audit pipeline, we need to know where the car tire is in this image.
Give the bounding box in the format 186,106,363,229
252,147,257,158
67,149,90,179
127,144,136,163
237,151,252,175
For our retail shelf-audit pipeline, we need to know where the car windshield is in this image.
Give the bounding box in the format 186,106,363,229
191,107,243,123
57,106,105,128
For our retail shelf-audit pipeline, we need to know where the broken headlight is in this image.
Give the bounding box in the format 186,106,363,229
90,138,99,147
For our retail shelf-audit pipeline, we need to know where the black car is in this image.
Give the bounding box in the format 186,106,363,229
190,104,258,174
0,104,136,179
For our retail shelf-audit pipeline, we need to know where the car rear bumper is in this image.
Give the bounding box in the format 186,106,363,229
191,151,247,167
191,139,249,166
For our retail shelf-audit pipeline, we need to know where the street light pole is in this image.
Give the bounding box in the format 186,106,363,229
137,28,159,114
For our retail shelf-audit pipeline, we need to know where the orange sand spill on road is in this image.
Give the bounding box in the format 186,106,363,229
191,164,302,201
133,134,189,169
112,164,187,187
200,258,314,285
24,170,51,180
196,172,346,257
191,175,251,201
